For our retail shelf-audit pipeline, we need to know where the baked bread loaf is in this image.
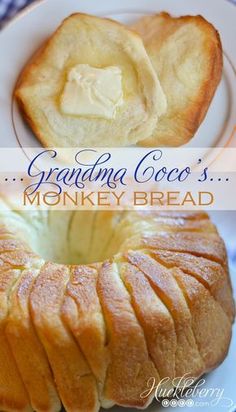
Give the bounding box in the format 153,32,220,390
0,207,234,411
132,13,223,146
15,13,167,148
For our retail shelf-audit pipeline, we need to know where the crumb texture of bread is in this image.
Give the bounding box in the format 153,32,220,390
132,13,223,146
0,205,234,411
15,13,167,148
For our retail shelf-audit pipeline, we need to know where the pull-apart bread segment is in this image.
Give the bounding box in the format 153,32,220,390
0,234,41,412
15,13,166,147
30,262,99,412
120,262,177,382
126,252,205,378
61,264,111,409
0,266,31,412
97,261,159,408
132,13,223,146
153,250,235,322
172,269,232,370
6,268,61,412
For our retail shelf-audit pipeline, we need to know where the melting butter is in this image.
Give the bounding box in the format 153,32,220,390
60,64,124,119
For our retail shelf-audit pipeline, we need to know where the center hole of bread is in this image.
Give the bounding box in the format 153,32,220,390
28,210,122,265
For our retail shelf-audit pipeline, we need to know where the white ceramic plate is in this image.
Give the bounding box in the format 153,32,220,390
0,2,235,412
0,0,235,149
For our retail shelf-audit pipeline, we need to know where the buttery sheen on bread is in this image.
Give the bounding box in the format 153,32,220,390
0,206,234,411
15,13,167,147
132,13,223,146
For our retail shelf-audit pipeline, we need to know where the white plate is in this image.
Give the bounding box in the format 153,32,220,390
0,0,235,149
0,2,235,412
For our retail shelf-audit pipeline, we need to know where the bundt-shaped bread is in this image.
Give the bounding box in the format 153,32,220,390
0,209,234,411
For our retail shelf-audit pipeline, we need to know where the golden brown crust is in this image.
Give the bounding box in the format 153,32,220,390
97,261,159,408
126,251,205,378
125,231,227,265
173,268,232,371
0,211,234,411
0,268,32,412
152,250,235,322
120,262,176,380
132,13,223,146
61,264,111,408
15,13,166,148
6,268,61,412
30,262,99,412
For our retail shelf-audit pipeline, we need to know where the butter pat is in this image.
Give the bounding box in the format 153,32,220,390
60,64,123,119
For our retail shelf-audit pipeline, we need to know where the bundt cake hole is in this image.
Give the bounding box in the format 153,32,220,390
6,210,125,265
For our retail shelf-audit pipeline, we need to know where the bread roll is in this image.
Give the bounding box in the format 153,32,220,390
132,13,223,146
15,13,166,147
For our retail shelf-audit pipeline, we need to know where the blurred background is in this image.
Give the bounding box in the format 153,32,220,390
210,212,236,273
0,0,34,25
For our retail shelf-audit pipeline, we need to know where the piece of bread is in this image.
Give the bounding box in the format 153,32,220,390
30,262,99,412
127,252,205,377
0,208,234,411
96,261,159,408
0,266,31,412
0,236,44,412
6,268,61,412
152,250,235,321
15,13,167,148
61,264,112,409
120,262,176,381
132,13,223,146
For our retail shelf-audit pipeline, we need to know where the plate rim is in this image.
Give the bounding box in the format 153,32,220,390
1,0,236,34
